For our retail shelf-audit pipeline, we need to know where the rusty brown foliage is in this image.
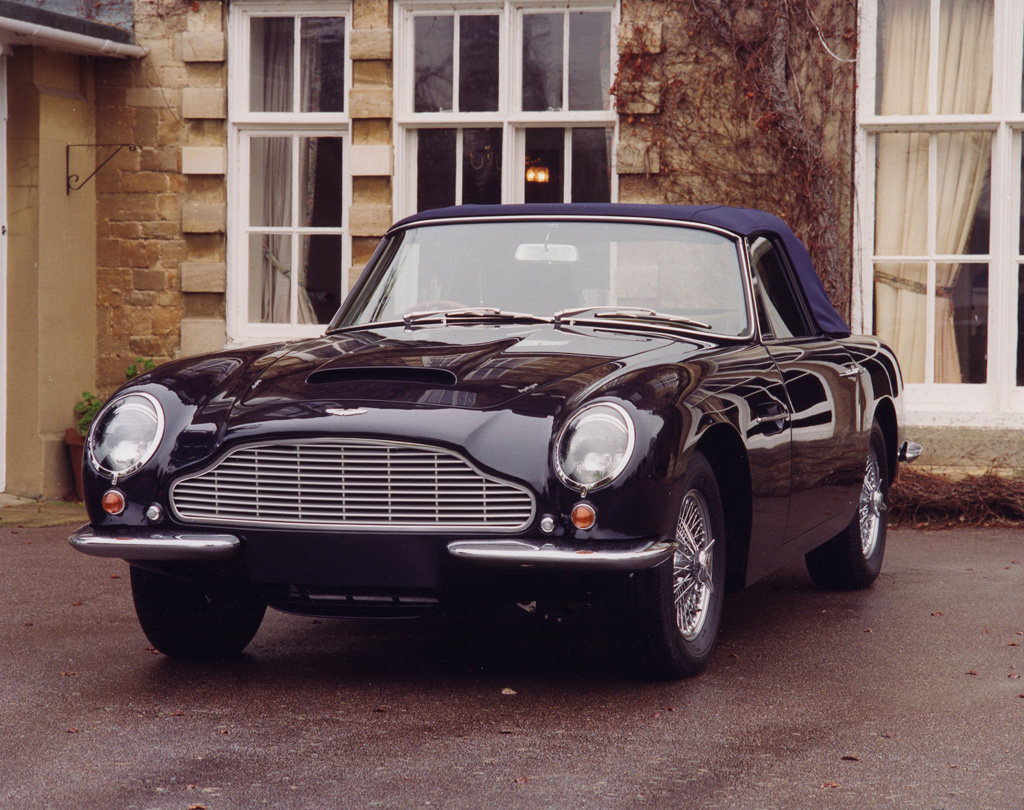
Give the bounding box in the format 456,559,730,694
890,468,1024,528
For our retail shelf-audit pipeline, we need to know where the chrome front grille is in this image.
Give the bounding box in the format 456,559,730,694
169,440,535,531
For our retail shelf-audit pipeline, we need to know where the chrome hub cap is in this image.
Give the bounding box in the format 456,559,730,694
858,446,884,558
673,489,715,641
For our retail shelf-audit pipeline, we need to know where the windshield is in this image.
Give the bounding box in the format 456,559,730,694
333,219,751,336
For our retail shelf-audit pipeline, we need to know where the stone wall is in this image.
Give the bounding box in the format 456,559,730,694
7,48,98,498
94,0,194,395
93,0,396,397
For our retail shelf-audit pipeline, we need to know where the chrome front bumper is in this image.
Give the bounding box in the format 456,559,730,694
446,538,675,571
69,525,674,573
68,525,240,561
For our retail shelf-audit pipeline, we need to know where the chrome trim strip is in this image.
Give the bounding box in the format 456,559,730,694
446,538,675,572
68,525,240,561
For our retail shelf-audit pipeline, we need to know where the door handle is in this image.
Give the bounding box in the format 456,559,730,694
753,403,791,426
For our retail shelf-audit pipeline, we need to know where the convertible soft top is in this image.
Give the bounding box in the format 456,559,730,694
394,203,850,337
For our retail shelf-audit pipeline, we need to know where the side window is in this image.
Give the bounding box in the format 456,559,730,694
749,236,811,339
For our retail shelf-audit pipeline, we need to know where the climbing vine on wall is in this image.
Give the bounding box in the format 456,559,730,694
614,0,857,317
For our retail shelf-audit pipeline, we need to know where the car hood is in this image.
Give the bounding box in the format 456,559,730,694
235,323,681,413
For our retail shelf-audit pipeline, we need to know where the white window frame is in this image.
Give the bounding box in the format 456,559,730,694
855,0,1024,426
393,0,619,218
227,1,352,346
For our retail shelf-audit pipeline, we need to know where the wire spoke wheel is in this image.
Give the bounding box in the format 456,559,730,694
615,452,725,678
858,444,885,559
805,419,889,591
673,489,715,641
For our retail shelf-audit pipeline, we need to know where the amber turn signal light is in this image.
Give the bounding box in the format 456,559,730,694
101,489,126,515
571,502,596,530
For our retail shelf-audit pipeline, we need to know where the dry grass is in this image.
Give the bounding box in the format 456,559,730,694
890,467,1024,528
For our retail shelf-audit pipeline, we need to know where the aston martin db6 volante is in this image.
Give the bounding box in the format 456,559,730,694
70,203,919,678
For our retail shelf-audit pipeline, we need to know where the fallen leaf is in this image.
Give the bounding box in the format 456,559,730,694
1009,642,1019,647
60,671,79,677
188,805,208,810
24,622,33,627
1008,674,1020,680
863,628,873,633
500,729,514,734
373,706,388,713
501,688,517,696
109,574,121,579
219,729,230,735
822,782,840,789
841,755,860,762
967,670,979,676
931,612,944,617
67,728,78,734
71,601,83,607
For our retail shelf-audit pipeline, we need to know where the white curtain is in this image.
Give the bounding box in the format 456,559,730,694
258,21,316,325
873,0,993,383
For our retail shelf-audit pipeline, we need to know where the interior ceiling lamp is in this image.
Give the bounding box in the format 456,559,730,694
525,166,550,183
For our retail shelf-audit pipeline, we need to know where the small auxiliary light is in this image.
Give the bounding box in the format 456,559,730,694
101,489,126,516
571,502,596,530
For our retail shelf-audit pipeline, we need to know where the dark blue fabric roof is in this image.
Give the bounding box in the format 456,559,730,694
393,204,850,337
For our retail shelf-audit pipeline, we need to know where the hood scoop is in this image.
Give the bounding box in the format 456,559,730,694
306,366,458,387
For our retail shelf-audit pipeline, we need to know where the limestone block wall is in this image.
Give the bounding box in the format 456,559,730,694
92,0,396,396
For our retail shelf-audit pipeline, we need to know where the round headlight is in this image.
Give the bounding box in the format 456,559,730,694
555,403,636,492
88,392,165,480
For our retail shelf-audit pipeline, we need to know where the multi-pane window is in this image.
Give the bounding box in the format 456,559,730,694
858,0,1024,421
229,3,350,340
395,1,616,215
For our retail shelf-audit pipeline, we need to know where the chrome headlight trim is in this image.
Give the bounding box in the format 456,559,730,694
87,391,165,482
554,402,636,493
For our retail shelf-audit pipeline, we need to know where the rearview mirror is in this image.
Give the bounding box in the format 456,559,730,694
514,243,579,263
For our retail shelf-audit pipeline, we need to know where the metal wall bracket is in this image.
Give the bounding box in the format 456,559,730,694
66,143,138,194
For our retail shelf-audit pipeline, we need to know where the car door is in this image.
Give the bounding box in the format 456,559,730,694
748,236,868,547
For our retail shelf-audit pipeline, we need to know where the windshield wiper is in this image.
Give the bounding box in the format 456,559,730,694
553,306,712,330
402,307,551,327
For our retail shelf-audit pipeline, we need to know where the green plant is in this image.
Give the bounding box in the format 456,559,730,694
73,392,104,437
73,357,156,437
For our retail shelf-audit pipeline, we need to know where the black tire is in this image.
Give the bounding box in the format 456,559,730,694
130,566,266,659
615,452,726,679
805,420,889,590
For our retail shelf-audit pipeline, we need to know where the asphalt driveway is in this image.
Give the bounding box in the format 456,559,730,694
1,522,1021,809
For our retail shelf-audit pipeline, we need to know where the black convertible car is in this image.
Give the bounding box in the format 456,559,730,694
70,203,919,678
